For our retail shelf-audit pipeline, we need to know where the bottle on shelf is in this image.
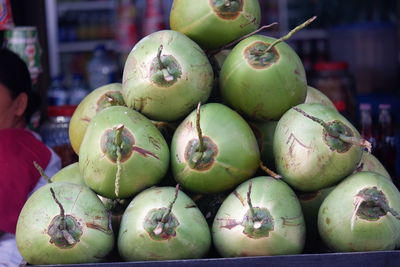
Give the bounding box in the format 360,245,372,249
86,11,98,40
76,11,90,41
117,0,139,52
58,15,68,42
314,39,329,63
39,105,78,168
376,104,397,180
142,0,166,37
68,73,88,105
86,44,118,91
47,75,68,106
310,61,357,124
358,103,377,152
65,11,78,42
99,10,113,40
300,39,313,77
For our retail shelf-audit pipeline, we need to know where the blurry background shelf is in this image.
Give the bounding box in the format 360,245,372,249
57,0,117,12
58,40,117,53
47,0,330,80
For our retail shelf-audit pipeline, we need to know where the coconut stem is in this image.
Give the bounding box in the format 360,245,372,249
354,162,364,173
259,161,282,179
156,45,173,82
164,184,180,223
105,93,124,106
153,223,163,235
208,22,278,56
351,191,400,232
50,188,65,224
154,184,180,235
247,181,256,220
293,107,332,132
50,187,77,245
266,16,317,53
196,102,205,153
62,231,77,245
162,69,174,82
156,44,163,66
114,125,124,198
115,146,122,197
376,195,400,221
50,188,77,245
114,124,124,146
224,0,231,7
338,134,372,153
387,208,400,220
105,94,114,104
33,161,51,183
350,195,363,231
293,107,371,150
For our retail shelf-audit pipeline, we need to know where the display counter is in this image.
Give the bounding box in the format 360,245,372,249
32,250,400,267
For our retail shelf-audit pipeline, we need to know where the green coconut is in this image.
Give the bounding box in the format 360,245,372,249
69,83,125,154
355,151,391,180
51,162,85,185
79,106,169,199
219,34,307,121
170,0,261,50
16,182,114,265
212,176,305,257
122,30,214,122
249,120,278,171
274,103,368,192
118,186,211,261
318,171,400,252
297,186,335,252
171,103,260,194
304,86,336,109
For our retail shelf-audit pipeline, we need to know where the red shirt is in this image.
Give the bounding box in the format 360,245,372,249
0,128,51,234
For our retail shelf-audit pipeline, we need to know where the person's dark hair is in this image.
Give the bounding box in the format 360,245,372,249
0,48,40,123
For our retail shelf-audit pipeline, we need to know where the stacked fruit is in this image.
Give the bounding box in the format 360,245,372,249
15,0,400,265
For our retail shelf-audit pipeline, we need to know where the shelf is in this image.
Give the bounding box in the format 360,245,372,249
57,0,117,12
47,0,327,78
59,40,117,53
291,29,328,40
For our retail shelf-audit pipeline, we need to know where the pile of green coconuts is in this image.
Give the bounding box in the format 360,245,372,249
16,0,400,265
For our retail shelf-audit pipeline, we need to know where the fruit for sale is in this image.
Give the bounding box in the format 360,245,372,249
219,17,316,121
297,186,335,252
212,177,305,257
171,103,260,194
69,83,125,155
274,103,369,192
304,86,336,109
51,162,84,185
79,106,169,199
122,30,214,122
219,34,307,121
249,120,278,171
16,182,114,265
318,171,400,252
355,151,391,179
170,0,261,50
118,186,211,261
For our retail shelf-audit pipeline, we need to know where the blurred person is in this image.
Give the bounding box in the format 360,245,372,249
0,48,61,266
